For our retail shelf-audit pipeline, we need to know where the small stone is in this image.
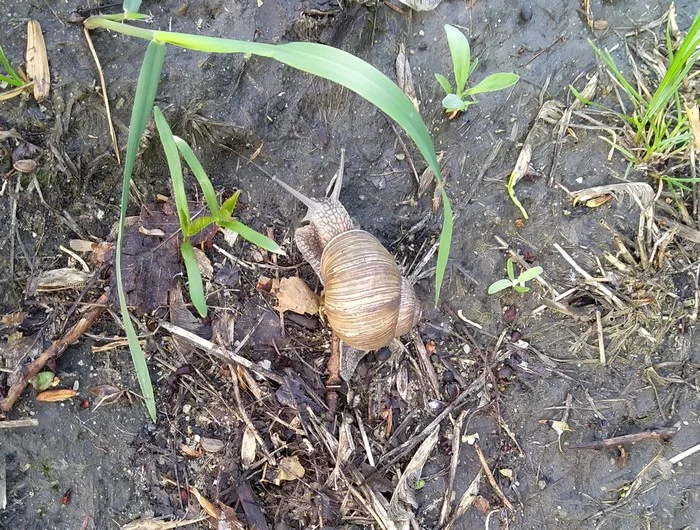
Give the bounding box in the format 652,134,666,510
13,159,37,173
519,4,533,22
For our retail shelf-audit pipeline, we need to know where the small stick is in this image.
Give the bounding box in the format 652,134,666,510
326,332,341,414
0,418,39,429
0,291,109,412
158,318,285,385
596,309,606,365
355,409,375,468
669,442,700,465
473,442,514,511
83,27,120,165
412,332,441,399
569,427,678,449
390,124,420,187
438,411,467,527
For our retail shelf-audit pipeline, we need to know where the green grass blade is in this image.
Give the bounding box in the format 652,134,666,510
174,137,220,217
181,240,207,317
153,107,191,231
114,40,165,422
124,0,142,13
0,46,22,86
464,72,519,96
220,190,241,219
220,219,281,254
187,215,217,236
434,73,452,95
444,24,470,96
588,40,644,107
85,16,452,304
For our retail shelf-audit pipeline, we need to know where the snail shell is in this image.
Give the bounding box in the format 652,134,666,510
320,229,420,350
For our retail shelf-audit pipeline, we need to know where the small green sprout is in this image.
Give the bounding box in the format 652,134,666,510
488,258,543,295
435,24,520,114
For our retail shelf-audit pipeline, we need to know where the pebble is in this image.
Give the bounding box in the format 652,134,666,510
519,4,533,22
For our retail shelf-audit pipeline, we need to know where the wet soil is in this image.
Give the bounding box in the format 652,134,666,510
1,1,699,529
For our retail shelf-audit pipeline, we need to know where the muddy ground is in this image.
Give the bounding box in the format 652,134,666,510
1,0,699,529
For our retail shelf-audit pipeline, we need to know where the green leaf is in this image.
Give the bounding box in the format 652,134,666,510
444,24,471,96
181,240,207,317
154,107,191,231
518,265,543,283
114,39,165,422
186,215,217,236
513,285,530,293
434,73,452,95
506,258,515,281
123,0,142,13
174,136,220,217
442,93,466,111
488,279,513,295
32,371,55,392
84,17,452,305
220,219,282,254
464,73,519,96
220,190,241,219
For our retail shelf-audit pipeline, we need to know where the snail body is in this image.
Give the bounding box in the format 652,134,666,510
269,150,421,353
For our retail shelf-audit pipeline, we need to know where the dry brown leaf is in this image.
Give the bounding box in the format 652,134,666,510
192,246,213,280
273,455,305,485
69,239,95,252
570,182,655,210
396,43,419,112
396,0,443,11
37,268,92,291
191,486,219,519
388,426,439,520
273,277,319,316
121,517,207,530
241,426,257,469
685,102,700,152
180,444,204,458
200,437,224,453
1,312,26,326
217,502,245,530
26,21,50,101
36,389,77,402
417,152,444,197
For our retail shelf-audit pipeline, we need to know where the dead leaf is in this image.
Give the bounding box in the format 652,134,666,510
200,437,224,453
417,152,444,198
192,246,213,280
272,277,319,316
1,312,26,326
241,426,257,469
217,502,244,530
396,0,443,11
191,486,219,519
388,426,439,520
121,517,206,530
180,444,204,458
169,282,200,333
36,268,92,291
90,242,114,265
396,43,419,112
26,21,50,101
593,19,608,30
685,101,700,152
36,389,77,402
273,455,305,485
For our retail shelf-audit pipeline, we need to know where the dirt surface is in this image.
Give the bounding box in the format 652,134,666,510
1,1,699,529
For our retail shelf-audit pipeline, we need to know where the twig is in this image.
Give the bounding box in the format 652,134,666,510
158,318,285,385
669,442,700,464
326,331,341,414
595,309,606,365
569,427,678,449
0,418,39,429
438,411,467,527
83,27,120,165
473,442,514,511
443,470,482,530
391,124,419,187
0,291,109,412
355,409,375,468
412,332,441,399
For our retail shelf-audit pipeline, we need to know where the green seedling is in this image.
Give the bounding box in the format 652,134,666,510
153,106,281,318
488,258,543,295
84,0,451,421
0,45,33,101
435,24,520,114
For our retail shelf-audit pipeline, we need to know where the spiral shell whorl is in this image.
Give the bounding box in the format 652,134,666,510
320,230,403,350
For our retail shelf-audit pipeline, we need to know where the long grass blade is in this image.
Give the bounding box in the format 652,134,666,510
220,219,281,254
180,241,207,317
174,137,220,217
115,39,165,421
153,107,191,231
84,17,452,303
444,24,470,96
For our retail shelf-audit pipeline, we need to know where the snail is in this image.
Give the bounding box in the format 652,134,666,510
269,149,422,380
